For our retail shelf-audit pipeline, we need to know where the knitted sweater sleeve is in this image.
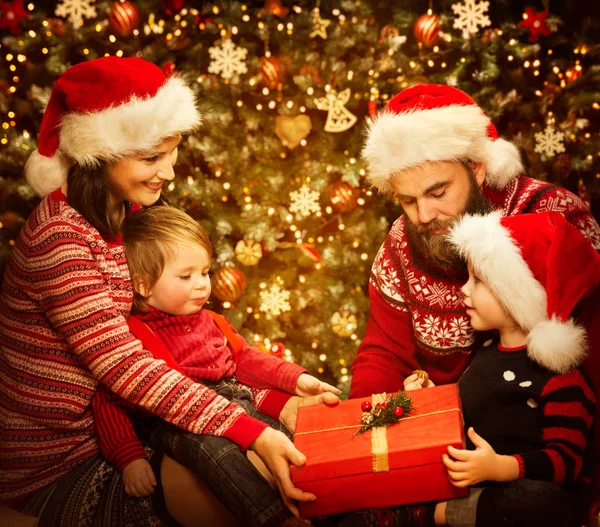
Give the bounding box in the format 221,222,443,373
31,221,266,450
513,369,596,485
349,282,417,399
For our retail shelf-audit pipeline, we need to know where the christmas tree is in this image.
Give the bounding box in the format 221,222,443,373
1,0,598,391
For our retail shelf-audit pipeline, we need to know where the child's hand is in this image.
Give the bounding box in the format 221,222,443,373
250,427,315,519
442,427,518,486
295,373,341,397
123,458,157,497
403,373,436,391
280,392,340,434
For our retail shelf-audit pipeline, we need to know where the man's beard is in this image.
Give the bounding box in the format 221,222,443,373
405,176,493,270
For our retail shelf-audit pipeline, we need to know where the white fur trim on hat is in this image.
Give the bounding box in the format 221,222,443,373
363,105,522,194
527,318,587,374
449,211,548,332
59,76,200,165
24,149,72,197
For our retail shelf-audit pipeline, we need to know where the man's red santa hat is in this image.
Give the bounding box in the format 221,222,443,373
362,84,523,193
449,211,600,374
25,56,201,197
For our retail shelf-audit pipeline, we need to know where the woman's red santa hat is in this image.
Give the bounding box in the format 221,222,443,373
449,211,600,374
362,84,523,193
25,56,201,197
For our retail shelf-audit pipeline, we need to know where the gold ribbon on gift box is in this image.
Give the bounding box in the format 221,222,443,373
294,392,463,474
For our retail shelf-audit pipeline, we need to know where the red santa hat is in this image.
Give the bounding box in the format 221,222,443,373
362,84,523,194
25,56,201,197
449,211,600,374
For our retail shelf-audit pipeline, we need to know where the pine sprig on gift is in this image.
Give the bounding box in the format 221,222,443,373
355,392,414,435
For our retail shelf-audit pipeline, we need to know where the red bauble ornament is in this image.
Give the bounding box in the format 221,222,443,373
163,0,185,16
211,267,247,303
270,342,286,358
518,8,550,43
108,1,140,37
264,0,289,18
162,61,176,76
0,0,28,35
329,181,359,213
361,401,372,412
260,56,285,90
393,406,404,417
564,65,583,84
413,13,440,48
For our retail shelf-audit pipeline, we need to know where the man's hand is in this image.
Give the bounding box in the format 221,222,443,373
295,374,341,397
280,392,340,434
403,373,436,391
250,427,315,519
123,458,157,497
442,427,519,487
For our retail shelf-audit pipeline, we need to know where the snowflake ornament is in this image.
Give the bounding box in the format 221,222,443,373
208,39,248,80
452,0,490,38
55,0,97,26
260,284,291,316
289,185,321,217
534,125,565,158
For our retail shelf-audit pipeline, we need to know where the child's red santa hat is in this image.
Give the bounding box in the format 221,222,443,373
25,56,201,197
362,84,523,194
450,211,600,374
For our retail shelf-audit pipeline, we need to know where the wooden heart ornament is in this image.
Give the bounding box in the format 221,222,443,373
275,115,312,149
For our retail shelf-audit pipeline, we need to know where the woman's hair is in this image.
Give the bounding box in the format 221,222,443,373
67,161,120,237
122,206,213,313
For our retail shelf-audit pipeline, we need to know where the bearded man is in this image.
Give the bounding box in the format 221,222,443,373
350,84,600,397
348,83,600,523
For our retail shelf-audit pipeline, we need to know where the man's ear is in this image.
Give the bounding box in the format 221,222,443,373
471,161,486,187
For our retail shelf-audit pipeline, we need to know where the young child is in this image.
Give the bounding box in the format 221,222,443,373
401,211,598,527
92,205,340,526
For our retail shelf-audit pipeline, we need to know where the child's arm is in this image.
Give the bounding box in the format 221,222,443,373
92,384,148,471
510,369,595,485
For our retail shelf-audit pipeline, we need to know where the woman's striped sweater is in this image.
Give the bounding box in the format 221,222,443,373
0,190,266,501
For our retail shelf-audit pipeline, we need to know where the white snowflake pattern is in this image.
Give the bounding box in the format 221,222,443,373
55,0,97,26
289,185,321,217
449,316,471,337
208,39,248,80
452,0,491,37
259,284,291,316
534,125,565,158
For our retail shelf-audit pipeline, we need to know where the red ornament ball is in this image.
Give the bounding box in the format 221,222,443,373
564,65,583,84
414,13,440,48
361,401,372,412
211,267,247,303
393,406,404,417
329,181,359,213
108,1,140,37
260,56,285,90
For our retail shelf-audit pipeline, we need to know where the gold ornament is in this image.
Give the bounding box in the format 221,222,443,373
412,369,429,383
310,8,331,39
331,310,358,337
235,239,263,266
314,89,357,133
275,115,312,149
379,24,399,41
212,267,247,303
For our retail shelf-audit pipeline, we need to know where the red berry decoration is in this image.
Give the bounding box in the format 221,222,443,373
393,406,404,417
361,401,372,412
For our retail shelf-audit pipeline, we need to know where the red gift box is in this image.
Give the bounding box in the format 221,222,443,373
291,384,468,518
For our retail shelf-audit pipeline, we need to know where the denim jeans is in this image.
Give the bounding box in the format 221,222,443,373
136,379,292,527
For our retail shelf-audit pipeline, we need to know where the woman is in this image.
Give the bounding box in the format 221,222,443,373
0,57,315,526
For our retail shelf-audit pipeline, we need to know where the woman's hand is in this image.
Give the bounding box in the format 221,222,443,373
279,392,340,434
123,458,157,497
442,427,519,487
295,374,341,397
403,373,436,391
250,427,315,519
